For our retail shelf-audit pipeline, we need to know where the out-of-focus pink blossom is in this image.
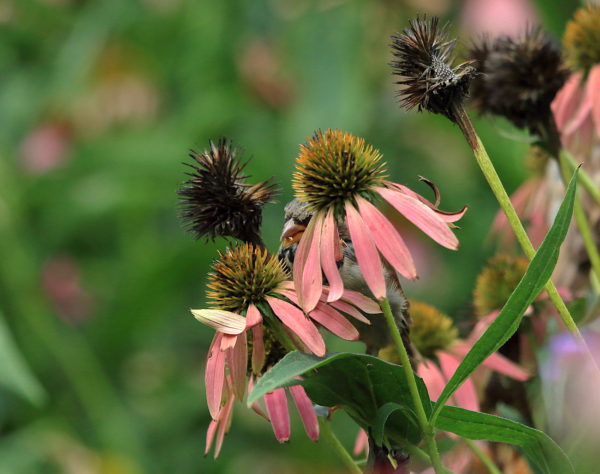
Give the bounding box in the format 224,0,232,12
462,0,538,38
41,257,93,323
20,122,72,175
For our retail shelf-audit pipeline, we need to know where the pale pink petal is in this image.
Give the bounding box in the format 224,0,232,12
329,299,371,324
564,91,592,137
213,394,235,458
205,419,218,455
552,72,583,131
345,202,386,299
353,428,369,456
220,334,238,351
337,289,382,314
248,376,268,420
303,213,324,312
309,303,359,341
588,65,600,136
267,297,326,356
205,333,227,419
228,332,248,399
245,304,262,329
264,388,291,442
377,187,459,250
289,385,319,441
481,352,530,381
418,359,447,402
251,325,266,375
356,196,417,279
191,309,246,335
466,311,499,345
293,214,316,309
321,208,345,302
439,352,479,412
433,206,468,224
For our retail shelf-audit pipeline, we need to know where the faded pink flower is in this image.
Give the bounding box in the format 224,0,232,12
291,129,466,311
552,66,600,154
192,243,381,454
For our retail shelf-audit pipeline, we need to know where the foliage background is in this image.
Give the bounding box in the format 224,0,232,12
0,0,581,472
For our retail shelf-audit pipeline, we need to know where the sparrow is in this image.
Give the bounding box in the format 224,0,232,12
278,199,417,365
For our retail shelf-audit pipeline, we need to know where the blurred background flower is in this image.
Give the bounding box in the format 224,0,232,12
0,0,584,473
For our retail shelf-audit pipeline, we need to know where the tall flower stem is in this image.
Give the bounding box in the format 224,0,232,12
454,105,580,335
464,440,502,474
558,152,600,286
380,299,446,474
319,418,363,474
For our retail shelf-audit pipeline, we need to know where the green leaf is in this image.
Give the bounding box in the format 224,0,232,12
249,351,430,444
372,402,419,446
436,406,574,474
432,169,578,419
0,313,45,405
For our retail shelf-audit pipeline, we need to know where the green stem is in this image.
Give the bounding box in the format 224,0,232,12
558,152,600,286
380,299,447,474
464,440,502,474
319,418,363,474
564,151,600,207
455,106,580,335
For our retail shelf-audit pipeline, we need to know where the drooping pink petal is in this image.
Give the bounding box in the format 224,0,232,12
552,72,583,131
418,359,447,402
564,90,593,137
321,208,344,302
205,333,227,419
213,394,235,458
451,340,530,381
264,388,291,443
247,376,269,420
337,289,382,314
356,196,417,279
220,334,238,351
329,299,371,324
205,418,218,456
345,202,386,300
377,187,459,250
228,332,248,399
267,296,326,356
309,303,359,341
588,65,600,136
466,311,500,345
353,428,369,456
293,214,316,309
251,325,266,374
289,385,319,441
245,303,262,329
433,206,469,224
191,309,246,335
439,352,479,412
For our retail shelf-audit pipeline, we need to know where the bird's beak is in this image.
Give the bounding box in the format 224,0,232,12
280,220,306,247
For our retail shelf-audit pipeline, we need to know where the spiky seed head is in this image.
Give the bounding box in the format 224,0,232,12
473,254,529,318
178,138,279,245
390,16,475,122
564,6,600,73
408,300,458,358
207,243,289,314
468,27,569,135
292,129,386,213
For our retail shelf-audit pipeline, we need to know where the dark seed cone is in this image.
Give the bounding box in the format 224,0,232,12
390,16,475,123
468,27,569,138
178,138,279,246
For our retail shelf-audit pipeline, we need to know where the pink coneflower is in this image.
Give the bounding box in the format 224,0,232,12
291,129,466,311
380,301,529,413
192,243,380,454
552,6,600,154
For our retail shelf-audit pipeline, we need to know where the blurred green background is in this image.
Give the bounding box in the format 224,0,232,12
0,0,580,472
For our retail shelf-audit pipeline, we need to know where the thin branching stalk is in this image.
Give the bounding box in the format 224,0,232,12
380,299,447,474
564,152,600,207
319,418,363,474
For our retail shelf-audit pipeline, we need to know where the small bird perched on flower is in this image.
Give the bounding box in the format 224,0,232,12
279,198,413,359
